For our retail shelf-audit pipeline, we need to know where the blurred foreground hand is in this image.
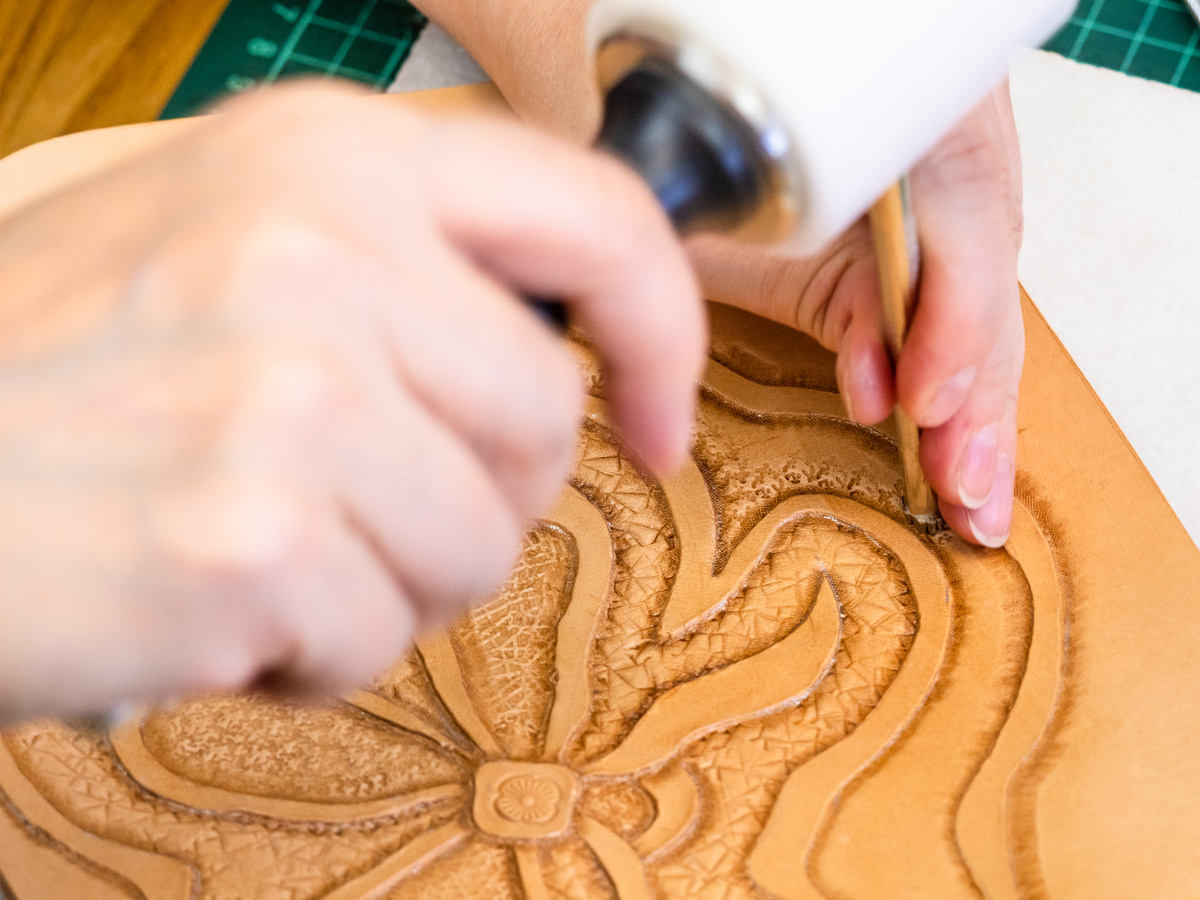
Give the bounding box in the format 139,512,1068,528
0,82,705,725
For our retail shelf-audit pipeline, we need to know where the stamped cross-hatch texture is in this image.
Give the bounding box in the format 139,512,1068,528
0,303,1070,900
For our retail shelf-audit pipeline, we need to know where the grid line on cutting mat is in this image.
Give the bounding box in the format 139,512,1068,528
162,0,427,119
1046,0,1200,89
164,0,1200,121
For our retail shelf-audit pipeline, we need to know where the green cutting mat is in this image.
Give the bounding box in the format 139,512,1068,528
163,0,1200,120
1045,0,1200,90
162,0,427,119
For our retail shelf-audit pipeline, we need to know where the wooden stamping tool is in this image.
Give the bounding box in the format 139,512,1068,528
869,178,941,533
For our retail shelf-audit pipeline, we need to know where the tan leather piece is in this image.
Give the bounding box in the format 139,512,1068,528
0,85,1197,900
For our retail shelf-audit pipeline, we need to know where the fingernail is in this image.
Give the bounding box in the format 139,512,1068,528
923,367,977,427
836,361,857,422
967,453,1015,549
648,416,695,479
958,423,999,509
841,386,857,423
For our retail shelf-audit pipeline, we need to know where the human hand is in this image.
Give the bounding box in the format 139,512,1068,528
687,85,1024,547
0,82,704,725
418,1,1023,546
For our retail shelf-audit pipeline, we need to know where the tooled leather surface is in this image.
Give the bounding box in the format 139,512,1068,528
0,320,1065,900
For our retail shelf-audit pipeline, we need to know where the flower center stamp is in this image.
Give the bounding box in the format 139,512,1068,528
472,761,581,841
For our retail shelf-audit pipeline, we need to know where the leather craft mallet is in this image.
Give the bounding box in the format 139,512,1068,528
556,0,1075,528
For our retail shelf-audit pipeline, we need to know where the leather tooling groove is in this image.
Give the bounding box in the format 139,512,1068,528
0,307,1071,899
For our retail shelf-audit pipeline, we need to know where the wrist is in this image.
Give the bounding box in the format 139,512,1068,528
409,0,600,140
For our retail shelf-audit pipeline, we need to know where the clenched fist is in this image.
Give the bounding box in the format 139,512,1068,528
0,82,705,724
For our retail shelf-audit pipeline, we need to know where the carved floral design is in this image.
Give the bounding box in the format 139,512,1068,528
0,348,1065,900
495,775,562,825
473,761,580,841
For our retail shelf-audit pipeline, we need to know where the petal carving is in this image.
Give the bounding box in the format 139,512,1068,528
584,577,840,777
0,342,1066,900
111,717,464,823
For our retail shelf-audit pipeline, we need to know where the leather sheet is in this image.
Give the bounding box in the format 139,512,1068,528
0,85,1196,900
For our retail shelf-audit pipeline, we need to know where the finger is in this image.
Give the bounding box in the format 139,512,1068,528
142,480,414,707
834,253,895,425
683,235,812,325
212,90,702,475
373,242,584,521
918,295,1022,493
923,319,1022,545
145,317,529,649
937,450,1016,550
257,514,420,694
899,93,1022,430
683,223,876,344
321,341,530,625
686,222,898,425
412,116,707,477
229,223,583,523
965,405,1019,549
157,487,417,696
990,80,1024,253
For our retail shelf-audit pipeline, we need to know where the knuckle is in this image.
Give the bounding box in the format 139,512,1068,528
517,416,576,486
759,255,813,328
224,221,386,336
355,607,415,671
998,312,1027,384
520,426,579,513
528,350,585,465
453,494,525,600
465,544,523,605
229,217,348,293
209,83,394,189
591,155,670,258
487,350,582,512
219,81,364,138
930,127,1007,189
154,480,318,584
1010,201,1026,252
187,643,264,695
793,233,871,351
301,602,414,691
920,127,1018,221
414,513,522,619
238,342,348,433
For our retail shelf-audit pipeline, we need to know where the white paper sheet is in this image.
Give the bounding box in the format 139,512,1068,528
388,24,487,95
1013,48,1200,544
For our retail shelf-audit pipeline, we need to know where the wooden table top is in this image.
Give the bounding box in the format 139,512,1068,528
0,0,229,159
